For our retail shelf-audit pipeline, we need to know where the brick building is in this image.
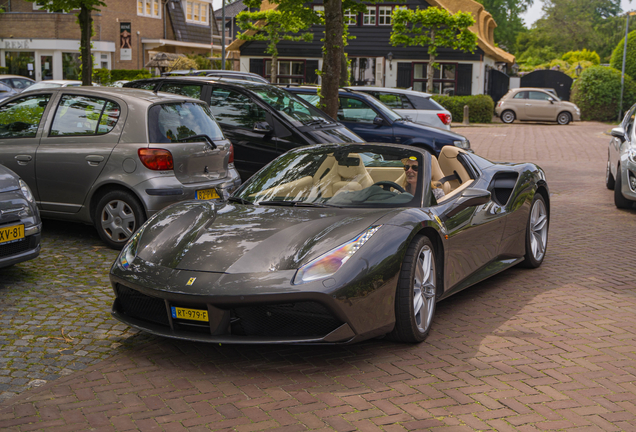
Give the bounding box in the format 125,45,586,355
0,0,222,81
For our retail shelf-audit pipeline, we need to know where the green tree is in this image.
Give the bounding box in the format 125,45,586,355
517,0,625,62
391,7,478,93
474,0,533,51
610,30,636,80
562,49,601,65
237,1,321,83
35,0,105,86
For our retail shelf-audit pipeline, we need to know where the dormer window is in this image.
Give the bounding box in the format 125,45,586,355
186,1,209,25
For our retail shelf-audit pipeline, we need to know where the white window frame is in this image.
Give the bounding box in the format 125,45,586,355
344,9,357,25
185,0,209,25
378,6,393,25
137,0,161,19
363,6,376,25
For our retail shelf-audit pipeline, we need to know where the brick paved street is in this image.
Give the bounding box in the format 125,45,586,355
1,121,636,431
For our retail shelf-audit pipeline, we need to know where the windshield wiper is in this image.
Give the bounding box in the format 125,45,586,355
258,200,340,208
302,118,332,126
227,196,253,205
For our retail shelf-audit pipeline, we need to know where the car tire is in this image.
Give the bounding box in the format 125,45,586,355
614,165,633,209
606,159,615,190
94,190,146,250
388,235,438,343
521,193,549,268
501,110,515,124
557,112,571,125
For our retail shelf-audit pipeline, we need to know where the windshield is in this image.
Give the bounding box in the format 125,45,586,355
233,145,423,208
250,86,335,126
148,102,225,143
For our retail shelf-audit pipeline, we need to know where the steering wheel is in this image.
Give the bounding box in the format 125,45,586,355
373,181,406,193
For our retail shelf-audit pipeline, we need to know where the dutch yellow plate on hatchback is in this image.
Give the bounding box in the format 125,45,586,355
0,224,24,244
196,188,220,200
171,306,209,322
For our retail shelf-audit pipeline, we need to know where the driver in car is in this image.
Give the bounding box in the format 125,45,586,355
401,156,445,200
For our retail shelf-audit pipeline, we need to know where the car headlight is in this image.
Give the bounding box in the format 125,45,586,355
19,179,35,204
453,140,470,150
118,227,144,269
628,147,636,163
293,225,382,285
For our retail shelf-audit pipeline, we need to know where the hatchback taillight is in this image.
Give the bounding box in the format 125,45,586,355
228,143,234,164
437,113,452,125
138,148,174,170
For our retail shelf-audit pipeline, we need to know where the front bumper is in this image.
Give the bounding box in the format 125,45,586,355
0,225,42,268
109,253,398,344
619,157,636,202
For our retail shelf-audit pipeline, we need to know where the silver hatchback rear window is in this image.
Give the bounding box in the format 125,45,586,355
148,102,224,143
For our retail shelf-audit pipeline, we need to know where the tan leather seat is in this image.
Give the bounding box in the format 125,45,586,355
313,154,374,197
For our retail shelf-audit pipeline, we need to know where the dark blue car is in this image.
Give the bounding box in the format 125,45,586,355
287,87,470,155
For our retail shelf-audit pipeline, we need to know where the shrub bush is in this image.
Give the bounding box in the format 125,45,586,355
92,68,111,85
562,49,600,65
110,69,152,81
571,65,636,122
610,30,636,80
0,66,8,74
431,94,494,123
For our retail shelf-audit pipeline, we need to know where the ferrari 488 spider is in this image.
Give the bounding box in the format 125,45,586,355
109,143,549,344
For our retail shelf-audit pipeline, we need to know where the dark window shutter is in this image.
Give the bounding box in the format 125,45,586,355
306,60,319,84
456,64,473,96
397,63,412,88
249,58,264,77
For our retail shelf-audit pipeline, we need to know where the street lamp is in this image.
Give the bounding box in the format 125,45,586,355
619,11,636,121
575,62,582,77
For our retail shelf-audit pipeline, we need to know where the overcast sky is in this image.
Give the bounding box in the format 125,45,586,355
522,0,635,26
211,0,636,28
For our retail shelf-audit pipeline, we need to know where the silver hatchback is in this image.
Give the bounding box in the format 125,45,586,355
0,87,241,249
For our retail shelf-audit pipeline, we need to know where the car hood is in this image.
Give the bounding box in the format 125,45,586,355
395,119,466,140
136,201,396,273
0,165,20,193
561,101,579,110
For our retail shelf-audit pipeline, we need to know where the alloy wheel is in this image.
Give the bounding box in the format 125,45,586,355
501,111,515,124
413,245,436,333
100,199,136,242
529,198,548,261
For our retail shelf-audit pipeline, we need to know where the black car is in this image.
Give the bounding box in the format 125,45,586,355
286,87,470,155
124,78,363,179
0,164,41,268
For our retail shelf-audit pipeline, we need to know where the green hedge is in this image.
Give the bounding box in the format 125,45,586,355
110,69,152,81
431,94,494,123
610,30,636,80
0,67,8,74
571,65,636,122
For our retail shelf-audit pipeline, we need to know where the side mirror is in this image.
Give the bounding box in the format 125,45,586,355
548,97,555,104
611,127,626,141
445,188,491,218
253,122,272,134
373,116,384,126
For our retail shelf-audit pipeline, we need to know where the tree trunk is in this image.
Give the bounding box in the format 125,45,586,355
321,0,343,119
269,33,278,83
79,6,93,86
427,29,435,94
340,52,348,86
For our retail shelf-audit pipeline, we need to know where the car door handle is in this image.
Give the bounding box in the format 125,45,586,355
85,155,104,166
15,155,32,165
525,103,532,106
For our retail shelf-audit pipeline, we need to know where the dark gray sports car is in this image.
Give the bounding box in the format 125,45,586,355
109,143,549,344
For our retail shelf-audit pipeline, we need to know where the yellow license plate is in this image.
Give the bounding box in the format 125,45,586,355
0,224,24,244
171,306,209,322
196,188,220,200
